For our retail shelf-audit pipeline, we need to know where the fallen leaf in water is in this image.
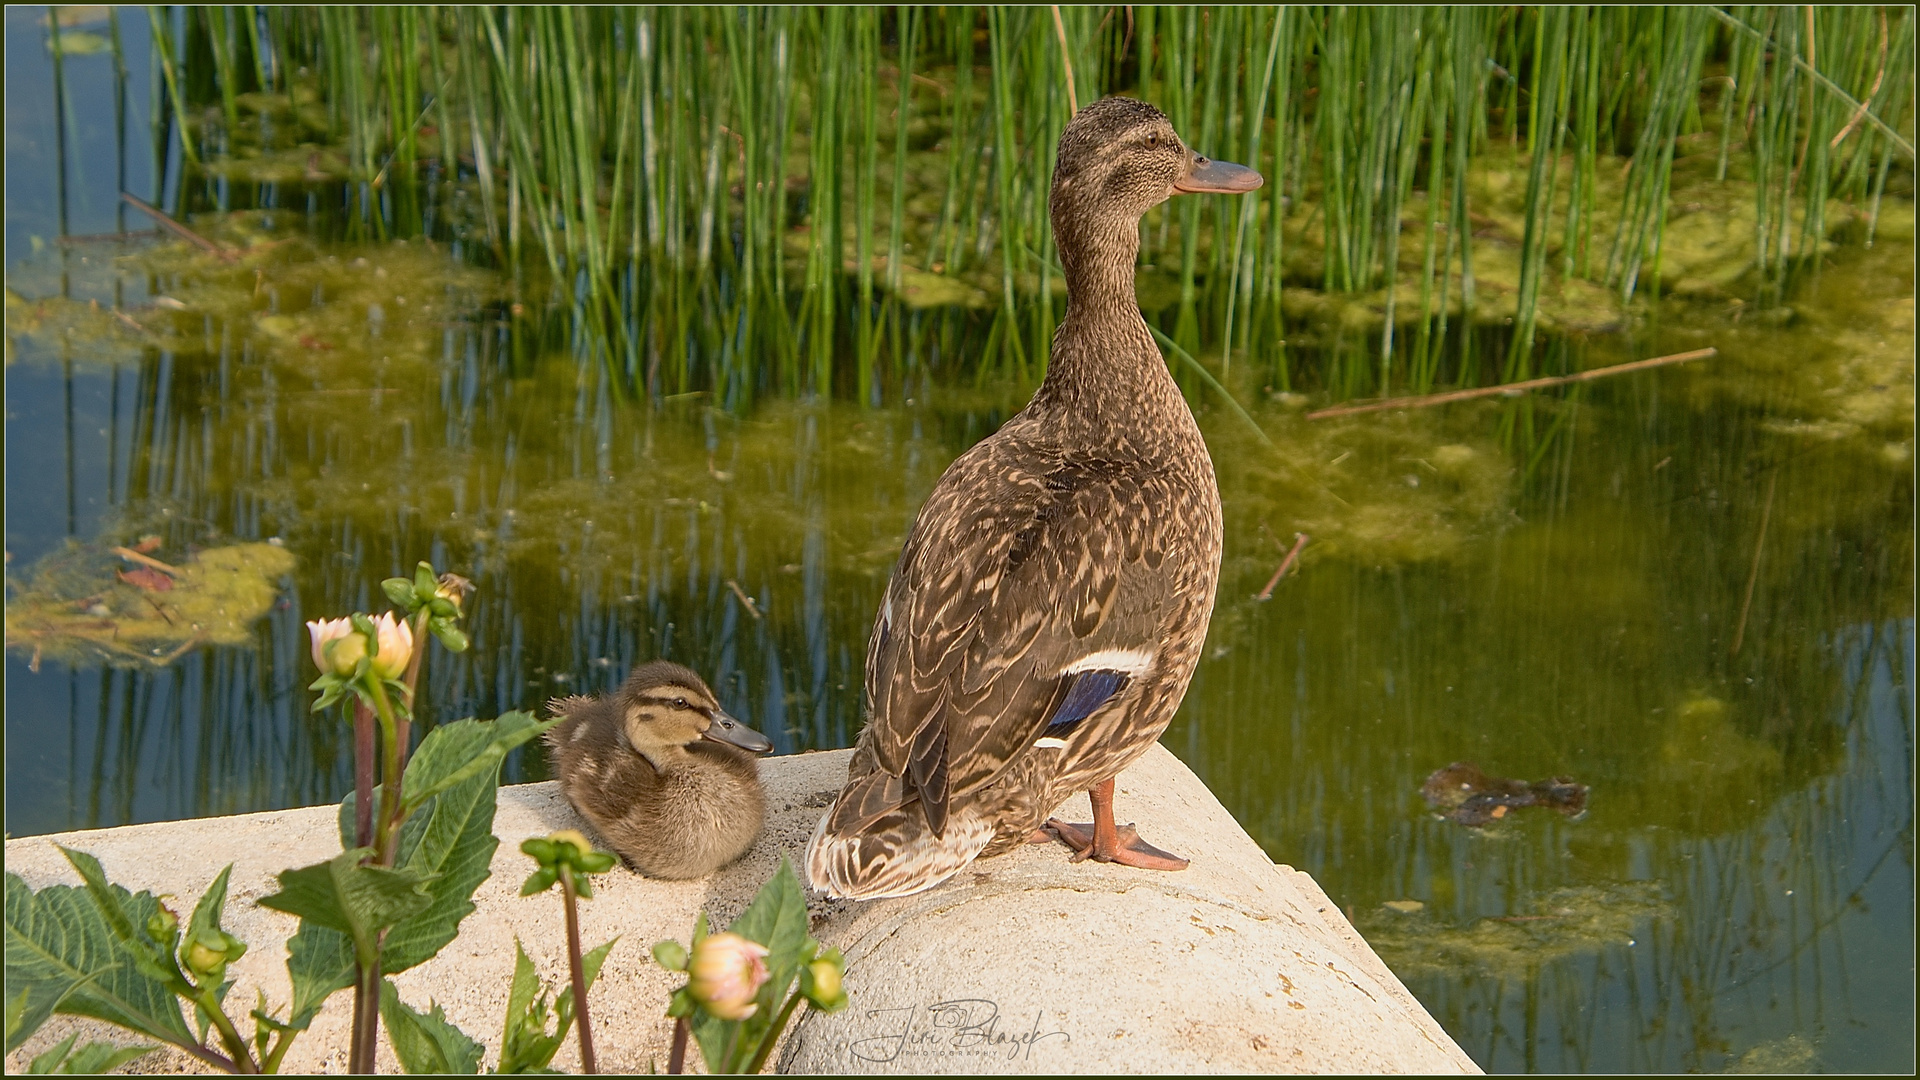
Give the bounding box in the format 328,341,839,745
132,535,164,553
117,567,175,591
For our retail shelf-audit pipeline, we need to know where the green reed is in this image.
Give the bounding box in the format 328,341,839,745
144,5,1912,405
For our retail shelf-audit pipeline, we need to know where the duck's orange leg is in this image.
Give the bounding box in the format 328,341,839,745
1043,777,1189,871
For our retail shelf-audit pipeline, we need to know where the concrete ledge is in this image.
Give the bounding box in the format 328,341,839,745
5,745,1477,1074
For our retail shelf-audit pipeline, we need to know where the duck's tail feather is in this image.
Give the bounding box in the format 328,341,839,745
805,782,995,900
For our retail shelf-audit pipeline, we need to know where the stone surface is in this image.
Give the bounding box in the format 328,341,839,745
5,745,1477,1074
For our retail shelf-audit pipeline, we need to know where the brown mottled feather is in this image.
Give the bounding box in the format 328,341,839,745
545,663,766,880
809,97,1240,900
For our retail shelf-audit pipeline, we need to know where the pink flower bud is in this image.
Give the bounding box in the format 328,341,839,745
306,617,363,676
687,932,770,1020
368,612,414,680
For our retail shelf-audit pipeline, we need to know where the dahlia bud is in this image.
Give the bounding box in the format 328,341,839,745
368,612,413,680
687,932,770,1020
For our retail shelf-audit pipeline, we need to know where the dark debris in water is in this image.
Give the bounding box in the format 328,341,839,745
4,539,296,670
1420,761,1588,826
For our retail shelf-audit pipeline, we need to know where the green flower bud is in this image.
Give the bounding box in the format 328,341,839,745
146,903,180,944
802,958,845,1010
184,928,244,978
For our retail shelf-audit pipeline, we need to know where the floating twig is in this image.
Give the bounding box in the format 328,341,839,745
118,192,237,262
111,546,182,575
1255,533,1310,601
1305,348,1718,420
725,579,763,620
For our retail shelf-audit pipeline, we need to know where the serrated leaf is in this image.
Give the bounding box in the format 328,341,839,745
288,714,536,1029
257,850,437,958
282,919,354,1031
3,871,194,1050
401,711,556,814
379,980,483,1074
691,858,812,1073
495,940,563,1075
56,849,178,987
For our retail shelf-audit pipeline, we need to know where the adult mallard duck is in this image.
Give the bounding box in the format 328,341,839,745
546,660,773,879
806,97,1261,900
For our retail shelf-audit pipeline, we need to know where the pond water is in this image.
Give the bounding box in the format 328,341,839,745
5,7,1913,1074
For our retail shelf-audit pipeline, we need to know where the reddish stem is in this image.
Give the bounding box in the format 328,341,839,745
668,1016,689,1075
558,865,598,1073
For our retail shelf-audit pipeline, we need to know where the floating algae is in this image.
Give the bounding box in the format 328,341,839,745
1364,881,1670,979
4,540,296,670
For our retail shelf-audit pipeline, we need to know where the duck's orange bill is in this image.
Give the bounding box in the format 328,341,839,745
1173,156,1263,194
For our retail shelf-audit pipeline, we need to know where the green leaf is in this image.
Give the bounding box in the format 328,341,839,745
4,870,195,1050
6,988,31,1051
291,714,536,1030
400,711,556,814
282,918,354,1031
495,940,563,1075
29,1033,157,1074
379,980,483,1074
56,849,180,987
651,940,688,972
257,850,437,959
184,866,239,995
553,938,617,1028
690,859,814,1074
25,1031,78,1073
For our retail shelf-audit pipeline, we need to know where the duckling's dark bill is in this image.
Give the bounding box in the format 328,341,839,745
1173,156,1263,194
704,712,774,754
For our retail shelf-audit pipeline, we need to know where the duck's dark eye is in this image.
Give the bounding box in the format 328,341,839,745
673,697,689,710
1144,132,1159,149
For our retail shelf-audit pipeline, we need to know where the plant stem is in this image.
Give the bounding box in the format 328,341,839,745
397,607,432,756
262,1028,297,1074
742,991,805,1075
557,865,597,1074
349,693,376,1074
349,952,380,1073
667,1016,689,1074
365,677,406,867
352,701,374,850
191,985,260,1073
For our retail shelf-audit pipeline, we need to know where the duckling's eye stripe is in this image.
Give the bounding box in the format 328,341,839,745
637,688,702,707
1043,669,1130,739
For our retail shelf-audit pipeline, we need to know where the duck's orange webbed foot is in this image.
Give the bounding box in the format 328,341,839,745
1041,777,1190,872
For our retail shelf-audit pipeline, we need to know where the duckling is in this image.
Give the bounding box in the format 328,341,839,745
546,661,773,879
